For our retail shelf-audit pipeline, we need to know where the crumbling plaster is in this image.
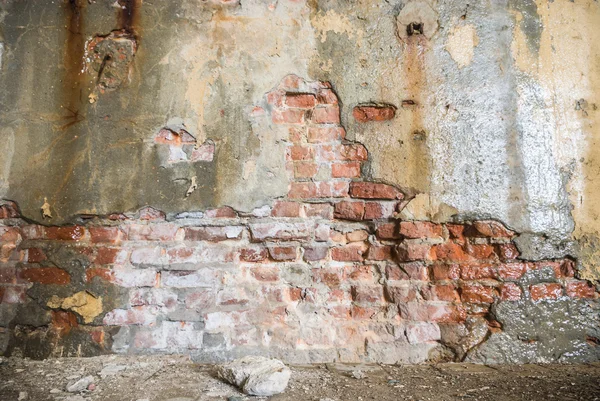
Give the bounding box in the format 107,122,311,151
0,0,599,280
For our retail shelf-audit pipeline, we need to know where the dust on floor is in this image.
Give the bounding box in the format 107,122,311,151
0,355,599,401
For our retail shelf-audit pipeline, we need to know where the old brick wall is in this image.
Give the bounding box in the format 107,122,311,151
1,76,597,363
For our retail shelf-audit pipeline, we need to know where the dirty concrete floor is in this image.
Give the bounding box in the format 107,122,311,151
0,355,599,401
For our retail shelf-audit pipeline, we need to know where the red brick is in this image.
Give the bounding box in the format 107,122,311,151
500,283,522,301
303,246,329,261
304,203,333,218
446,224,465,241
460,263,494,280
530,283,563,301
288,127,304,143
338,144,368,161
421,284,460,302
240,247,268,262
349,182,403,200
308,127,345,143
0,267,16,284
332,162,361,178
464,243,497,259
431,263,461,280
1,286,27,304
430,242,470,262
553,259,575,278
399,221,443,239
0,201,20,219
399,302,467,323
27,248,47,263
279,75,303,90
385,284,418,303
86,267,114,283
89,227,121,243
316,181,349,198
495,243,520,261
287,287,303,302
272,108,305,124
103,306,158,326
396,242,431,262
366,245,392,261
20,267,70,285
313,268,342,287
364,202,396,219
90,330,105,346
288,182,318,199
204,206,238,218
127,224,179,241
267,90,284,106
139,207,166,221
376,222,400,239
565,280,596,299
288,145,314,161
495,262,527,280
294,162,319,178
52,310,79,334
334,201,365,221
331,245,365,262
465,221,515,238
386,262,429,281
251,267,280,282
406,322,441,344
20,225,44,240
316,88,338,104
270,201,300,217
310,105,340,124
94,247,120,265
352,105,396,122
268,246,298,261
351,285,383,303
460,285,497,303
284,93,316,108
184,226,243,242
45,226,85,241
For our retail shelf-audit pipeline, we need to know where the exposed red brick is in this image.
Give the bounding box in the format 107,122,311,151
310,105,340,124
396,242,432,262
288,127,304,143
284,93,316,108
0,201,20,219
288,182,318,199
27,248,47,263
399,221,443,239
530,283,563,301
184,226,243,242
94,247,120,265
334,201,365,221
268,246,298,261
554,259,575,278
90,330,105,346
364,202,396,219
52,311,79,334
239,247,268,262
430,242,470,262
331,245,365,262
351,285,383,303
350,182,403,200
288,145,314,161
251,267,280,282
204,206,237,218
272,108,305,124
399,302,467,323
495,243,520,261
316,88,338,105
85,267,114,283
350,305,378,320
376,222,400,240
352,105,396,122
45,226,85,241
304,203,333,218
465,221,515,238
139,207,166,221
89,227,122,243
446,224,465,241
127,224,179,241
460,263,494,280
316,181,349,198
464,243,497,260
332,162,361,178
495,262,527,280
386,262,429,281
271,201,301,217
338,143,368,161
366,245,392,261
385,284,418,303
461,285,497,303
431,263,461,280
20,267,70,285
421,284,460,302
303,246,329,261
308,127,345,143
500,283,523,301
0,267,16,284
313,268,342,287
565,280,597,299
294,162,319,178
267,90,284,106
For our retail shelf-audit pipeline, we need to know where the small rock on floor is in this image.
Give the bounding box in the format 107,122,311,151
217,356,291,397
66,376,95,393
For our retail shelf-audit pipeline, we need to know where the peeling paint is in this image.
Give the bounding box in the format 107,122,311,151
446,24,479,68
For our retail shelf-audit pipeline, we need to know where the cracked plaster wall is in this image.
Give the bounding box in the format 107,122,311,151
0,1,599,276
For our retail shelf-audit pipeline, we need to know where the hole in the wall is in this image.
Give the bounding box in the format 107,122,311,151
407,22,424,36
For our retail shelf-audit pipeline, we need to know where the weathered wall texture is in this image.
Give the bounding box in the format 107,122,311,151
0,0,599,363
